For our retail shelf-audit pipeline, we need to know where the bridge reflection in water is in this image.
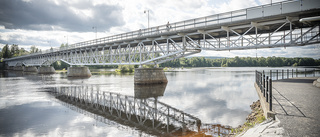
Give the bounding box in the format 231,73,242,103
48,84,231,136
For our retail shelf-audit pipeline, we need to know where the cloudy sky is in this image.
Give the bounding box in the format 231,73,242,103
0,0,319,58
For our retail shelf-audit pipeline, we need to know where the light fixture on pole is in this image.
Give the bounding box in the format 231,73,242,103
64,35,68,45
144,10,149,28
92,26,97,39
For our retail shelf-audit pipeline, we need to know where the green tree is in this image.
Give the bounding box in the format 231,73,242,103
1,44,11,58
30,45,39,53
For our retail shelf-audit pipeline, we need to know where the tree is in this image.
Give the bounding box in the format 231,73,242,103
30,45,39,53
1,44,11,58
10,44,20,57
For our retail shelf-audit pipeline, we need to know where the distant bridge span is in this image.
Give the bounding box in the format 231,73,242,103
4,0,320,67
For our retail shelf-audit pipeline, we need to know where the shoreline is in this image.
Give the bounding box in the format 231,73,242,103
229,100,265,136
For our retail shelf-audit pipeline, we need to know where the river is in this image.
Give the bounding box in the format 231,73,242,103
0,67,315,136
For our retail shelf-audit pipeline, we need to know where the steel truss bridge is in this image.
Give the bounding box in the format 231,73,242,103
4,0,320,67
48,85,231,136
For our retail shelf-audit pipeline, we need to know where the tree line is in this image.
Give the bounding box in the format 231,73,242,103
159,56,320,67
1,44,41,59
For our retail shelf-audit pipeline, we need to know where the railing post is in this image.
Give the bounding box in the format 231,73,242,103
282,70,284,79
255,70,258,84
263,74,266,97
292,69,293,78
287,69,289,79
269,78,272,111
276,70,278,80
296,68,298,77
305,68,307,77
270,70,272,80
266,76,269,103
314,69,316,77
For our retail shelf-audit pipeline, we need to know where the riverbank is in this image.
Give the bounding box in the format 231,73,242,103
229,100,265,136
231,100,284,137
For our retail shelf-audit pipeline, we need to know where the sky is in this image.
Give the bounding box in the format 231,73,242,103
0,0,319,59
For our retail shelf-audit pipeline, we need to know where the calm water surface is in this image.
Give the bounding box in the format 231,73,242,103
1,67,296,136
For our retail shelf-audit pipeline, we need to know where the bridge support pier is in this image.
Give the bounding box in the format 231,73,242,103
67,66,91,77
24,66,38,72
38,66,55,74
13,66,24,71
134,68,168,84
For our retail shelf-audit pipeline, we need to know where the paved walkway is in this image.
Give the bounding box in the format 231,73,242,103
272,77,320,137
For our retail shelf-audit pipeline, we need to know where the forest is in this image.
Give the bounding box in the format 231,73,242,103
159,56,320,67
1,44,319,70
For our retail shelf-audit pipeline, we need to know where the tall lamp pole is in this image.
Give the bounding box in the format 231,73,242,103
64,35,68,45
92,26,97,39
144,10,149,28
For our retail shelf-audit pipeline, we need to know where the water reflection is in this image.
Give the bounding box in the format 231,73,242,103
48,85,231,136
134,84,167,99
1,67,270,136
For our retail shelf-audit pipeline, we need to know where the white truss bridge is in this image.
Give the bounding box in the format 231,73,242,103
4,0,320,67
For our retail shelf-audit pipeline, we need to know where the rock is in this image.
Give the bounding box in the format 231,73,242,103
313,78,320,88
316,83,320,88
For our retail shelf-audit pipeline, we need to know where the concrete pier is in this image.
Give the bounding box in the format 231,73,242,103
38,66,55,74
13,66,24,71
24,66,38,72
67,66,91,77
134,68,168,84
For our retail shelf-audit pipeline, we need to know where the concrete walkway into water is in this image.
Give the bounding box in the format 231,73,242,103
271,77,320,137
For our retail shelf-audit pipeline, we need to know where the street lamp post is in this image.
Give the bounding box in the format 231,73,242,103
144,10,149,28
64,36,68,45
92,26,97,39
